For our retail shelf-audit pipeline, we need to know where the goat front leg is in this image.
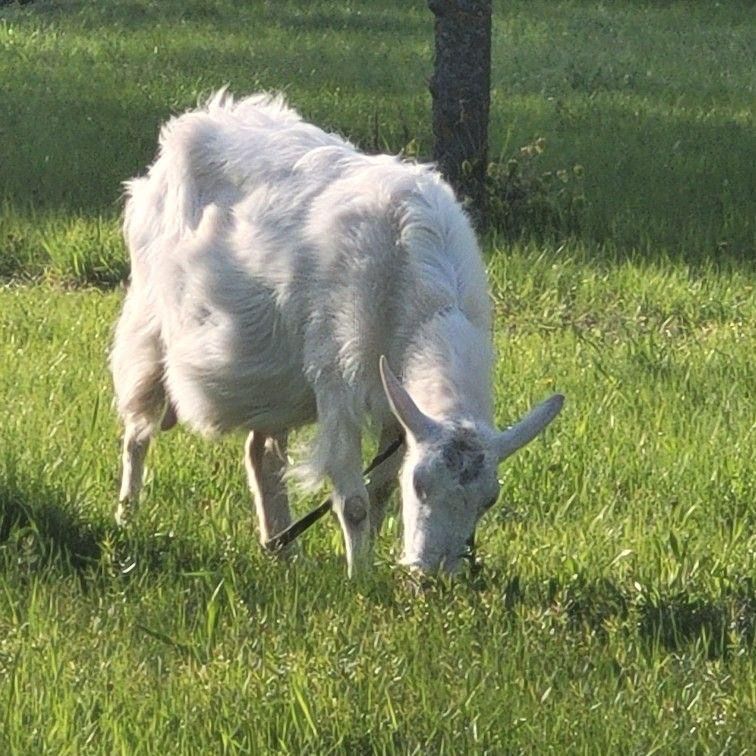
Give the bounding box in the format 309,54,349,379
244,431,292,549
333,473,372,579
315,418,371,577
365,424,403,537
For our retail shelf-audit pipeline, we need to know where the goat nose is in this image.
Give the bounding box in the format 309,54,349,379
399,557,425,572
404,554,464,576
400,554,450,576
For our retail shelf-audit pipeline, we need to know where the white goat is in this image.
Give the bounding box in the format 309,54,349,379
111,90,563,576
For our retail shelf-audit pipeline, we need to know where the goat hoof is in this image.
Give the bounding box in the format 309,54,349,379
115,500,134,527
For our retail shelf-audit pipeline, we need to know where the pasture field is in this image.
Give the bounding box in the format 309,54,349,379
1,0,755,753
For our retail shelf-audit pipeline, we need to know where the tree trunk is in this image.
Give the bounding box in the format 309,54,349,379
428,0,492,227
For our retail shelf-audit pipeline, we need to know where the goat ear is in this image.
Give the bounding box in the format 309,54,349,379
495,394,564,461
379,356,439,442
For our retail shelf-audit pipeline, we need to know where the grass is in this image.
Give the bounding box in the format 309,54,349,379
0,0,754,282
1,0,755,752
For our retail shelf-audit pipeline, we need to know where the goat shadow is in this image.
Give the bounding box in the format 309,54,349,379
1,481,103,572
0,478,260,580
0,476,363,614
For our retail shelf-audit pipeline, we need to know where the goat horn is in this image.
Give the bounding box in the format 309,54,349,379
495,394,564,461
379,356,439,442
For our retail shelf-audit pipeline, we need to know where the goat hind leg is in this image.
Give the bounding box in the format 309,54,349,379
112,296,167,524
245,431,292,548
117,421,153,525
114,367,167,524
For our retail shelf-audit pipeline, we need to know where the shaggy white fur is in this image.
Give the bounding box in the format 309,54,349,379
111,90,563,575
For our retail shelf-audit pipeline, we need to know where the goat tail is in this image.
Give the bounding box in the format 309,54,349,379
123,89,235,249
122,141,204,256
123,89,301,257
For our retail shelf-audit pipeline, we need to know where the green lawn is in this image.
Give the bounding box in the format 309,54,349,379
1,0,755,753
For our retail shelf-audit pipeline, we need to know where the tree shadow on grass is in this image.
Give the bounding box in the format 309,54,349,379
1,1,753,273
15,0,429,36
471,568,756,660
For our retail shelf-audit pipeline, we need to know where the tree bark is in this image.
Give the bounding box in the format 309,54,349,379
428,0,491,227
